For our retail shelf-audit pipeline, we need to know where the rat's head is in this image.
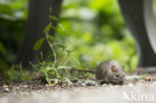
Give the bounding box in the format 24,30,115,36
109,65,126,85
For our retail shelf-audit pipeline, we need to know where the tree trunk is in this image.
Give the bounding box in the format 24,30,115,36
16,0,63,68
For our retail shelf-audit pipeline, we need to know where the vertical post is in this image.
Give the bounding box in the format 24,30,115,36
118,0,156,68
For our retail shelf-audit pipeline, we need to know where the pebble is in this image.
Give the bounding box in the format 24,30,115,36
4,88,10,92
23,85,28,88
127,83,133,87
3,85,8,88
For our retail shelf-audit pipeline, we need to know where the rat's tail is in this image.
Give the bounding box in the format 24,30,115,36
70,68,95,73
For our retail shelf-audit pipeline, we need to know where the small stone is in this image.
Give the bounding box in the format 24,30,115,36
23,85,28,88
81,83,86,87
4,88,10,92
102,83,107,87
127,83,133,87
16,87,20,90
114,85,122,88
67,83,72,87
3,85,8,88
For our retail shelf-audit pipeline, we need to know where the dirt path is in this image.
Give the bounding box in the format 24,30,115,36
0,79,156,103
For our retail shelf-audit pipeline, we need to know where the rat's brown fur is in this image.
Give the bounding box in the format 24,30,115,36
71,60,126,85
96,60,126,85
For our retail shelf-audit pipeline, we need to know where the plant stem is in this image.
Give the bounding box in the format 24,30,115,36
46,36,57,64
61,53,70,65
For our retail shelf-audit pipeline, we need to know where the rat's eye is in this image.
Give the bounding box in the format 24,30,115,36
115,74,120,78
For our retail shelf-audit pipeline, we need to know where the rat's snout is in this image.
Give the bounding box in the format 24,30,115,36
119,77,126,84
119,80,124,84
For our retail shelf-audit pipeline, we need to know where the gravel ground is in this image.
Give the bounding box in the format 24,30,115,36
0,75,156,103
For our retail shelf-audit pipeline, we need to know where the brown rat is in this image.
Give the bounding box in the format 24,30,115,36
96,60,126,85
71,60,126,85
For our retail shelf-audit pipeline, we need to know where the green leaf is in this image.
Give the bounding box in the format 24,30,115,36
45,71,51,84
11,1,24,9
58,66,71,70
47,35,56,41
65,49,73,54
0,60,9,71
33,38,45,51
53,43,65,48
44,22,52,34
49,16,58,21
0,42,6,54
45,67,52,72
0,4,12,15
58,24,65,35
71,56,80,65
40,67,46,72
51,26,57,31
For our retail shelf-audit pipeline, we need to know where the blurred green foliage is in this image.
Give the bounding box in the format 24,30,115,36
0,0,27,74
60,0,137,72
0,0,137,76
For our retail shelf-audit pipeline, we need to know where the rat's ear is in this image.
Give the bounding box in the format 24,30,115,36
111,65,117,72
121,66,124,71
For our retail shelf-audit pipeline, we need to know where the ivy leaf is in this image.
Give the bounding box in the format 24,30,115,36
33,38,45,51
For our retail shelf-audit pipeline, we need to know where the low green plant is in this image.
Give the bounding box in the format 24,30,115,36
4,63,31,83
33,16,82,84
